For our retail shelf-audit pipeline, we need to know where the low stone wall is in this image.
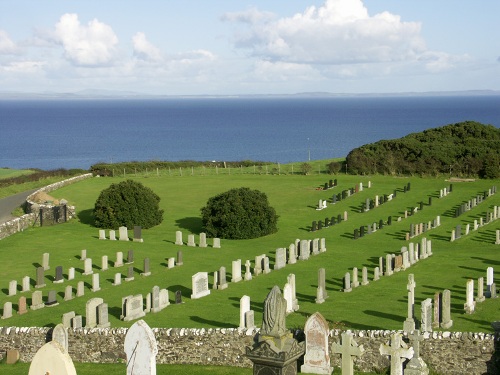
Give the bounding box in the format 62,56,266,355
0,327,497,374
0,173,92,239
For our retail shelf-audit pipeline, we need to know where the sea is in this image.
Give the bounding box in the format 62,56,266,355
1,95,499,171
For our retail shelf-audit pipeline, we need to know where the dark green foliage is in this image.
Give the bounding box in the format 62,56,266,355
301,163,313,175
345,121,500,177
93,180,163,229
327,161,342,174
201,187,279,239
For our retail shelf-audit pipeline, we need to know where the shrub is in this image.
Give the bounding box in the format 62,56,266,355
93,180,163,229
200,187,279,239
300,163,312,175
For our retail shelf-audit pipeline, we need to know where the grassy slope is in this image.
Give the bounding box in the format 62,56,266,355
0,169,498,334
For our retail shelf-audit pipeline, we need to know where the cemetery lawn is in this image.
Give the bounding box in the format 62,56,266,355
0,164,499,334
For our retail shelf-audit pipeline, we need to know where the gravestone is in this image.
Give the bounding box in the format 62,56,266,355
287,273,299,311
99,229,106,240
119,226,129,241
217,266,228,290
245,260,253,281
199,232,207,247
97,302,110,328
28,341,77,375
213,238,221,248
46,290,58,307
421,298,432,332
18,296,27,315
284,283,294,313
125,266,135,281
115,252,124,268
31,290,45,310
122,294,146,322
176,250,183,266
191,272,210,299
126,249,134,264
8,280,17,296
175,230,183,245
316,268,328,304
124,319,158,375
53,323,69,352
83,258,93,275
101,255,108,271
72,315,83,329
361,267,369,286
405,330,429,375
109,230,116,240
373,267,380,281
343,272,352,293
231,259,242,282
274,248,286,270
288,244,297,264
299,239,310,260
85,297,104,328
133,225,143,242
263,256,271,274
54,266,64,284
42,252,50,270
379,332,414,375
76,281,84,297
187,234,196,247
240,295,251,328
486,267,494,298
64,285,73,301
36,266,46,288
464,279,475,314
477,276,486,302
92,273,100,292
21,276,30,293
352,267,359,288
301,312,333,375
1,302,12,319
81,249,87,260
175,290,182,304
441,289,453,329
404,274,416,333
113,272,122,286
385,254,393,276
141,258,151,276
168,257,175,268
332,331,365,375
62,311,75,328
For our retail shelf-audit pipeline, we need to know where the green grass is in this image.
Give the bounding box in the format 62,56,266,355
0,168,35,180
0,169,499,334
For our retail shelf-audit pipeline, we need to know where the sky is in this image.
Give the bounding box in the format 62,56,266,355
1,0,500,95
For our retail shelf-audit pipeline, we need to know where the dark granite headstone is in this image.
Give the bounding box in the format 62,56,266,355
175,290,182,304
54,266,63,283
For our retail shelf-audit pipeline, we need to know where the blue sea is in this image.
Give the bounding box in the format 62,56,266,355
1,95,499,170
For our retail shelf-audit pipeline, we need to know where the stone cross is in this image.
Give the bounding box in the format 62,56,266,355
124,319,158,375
379,332,413,375
405,330,429,375
332,331,364,375
404,274,416,332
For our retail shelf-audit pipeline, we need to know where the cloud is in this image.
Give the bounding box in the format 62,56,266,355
132,32,162,62
53,13,118,66
221,7,274,24
226,0,427,65
0,30,20,55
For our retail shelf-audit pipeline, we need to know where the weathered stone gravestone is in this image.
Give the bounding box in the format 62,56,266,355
1,302,12,319
287,273,299,312
28,341,77,375
22,275,30,293
35,266,46,289
42,252,50,271
18,296,27,315
274,248,287,270
121,294,146,322
83,258,93,275
240,295,256,329
109,230,116,240
8,280,17,296
52,323,69,352
332,331,365,375
420,298,432,332
191,272,210,299
124,319,158,375
141,258,151,276
404,274,416,333
213,237,221,248
119,226,129,241
99,229,106,240
379,332,414,375
187,234,196,247
175,230,183,245
464,279,476,314
405,330,429,375
133,225,144,242
199,232,207,247
245,286,305,375
217,266,228,290
231,259,242,282
62,311,75,328
97,302,110,328
301,312,333,374
101,255,108,271
64,285,73,301
86,297,104,328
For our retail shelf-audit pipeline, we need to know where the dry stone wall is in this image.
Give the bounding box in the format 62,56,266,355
0,327,497,374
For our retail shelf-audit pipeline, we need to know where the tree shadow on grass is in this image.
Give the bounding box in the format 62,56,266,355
471,256,500,266
109,306,122,320
189,315,234,328
77,208,94,226
363,310,403,323
175,217,203,234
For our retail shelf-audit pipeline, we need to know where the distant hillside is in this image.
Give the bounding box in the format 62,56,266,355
345,121,500,178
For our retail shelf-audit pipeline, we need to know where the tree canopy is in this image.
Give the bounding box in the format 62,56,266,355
345,121,500,178
93,179,164,229
201,187,279,239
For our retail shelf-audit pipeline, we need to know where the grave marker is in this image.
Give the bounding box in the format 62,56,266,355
332,331,364,375
191,272,210,299
119,226,129,241
28,341,77,375
379,332,414,375
124,320,158,375
301,312,333,375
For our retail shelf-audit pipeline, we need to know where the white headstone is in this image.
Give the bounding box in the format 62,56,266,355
124,320,158,375
301,312,333,375
231,259,242,282
28,341,77,375
191,272,210,299
119,226,129,241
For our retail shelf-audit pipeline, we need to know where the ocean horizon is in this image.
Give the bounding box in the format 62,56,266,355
1,95,499,171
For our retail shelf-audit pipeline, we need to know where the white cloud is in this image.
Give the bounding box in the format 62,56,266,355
132,32,162,62
53,13,118,66
0,60,45,74
0,30,20,54
228,0,426,65
221,7,274,24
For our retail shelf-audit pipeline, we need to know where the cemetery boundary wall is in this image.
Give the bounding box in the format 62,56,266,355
0,327,497,374
0,173,92,240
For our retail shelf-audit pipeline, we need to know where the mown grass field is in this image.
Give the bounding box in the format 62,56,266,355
0,164,499,334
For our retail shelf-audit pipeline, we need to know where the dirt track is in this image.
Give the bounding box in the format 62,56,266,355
0,189,38,224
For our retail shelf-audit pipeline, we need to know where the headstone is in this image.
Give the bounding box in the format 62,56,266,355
288,244,296,265
274,248,286,270
21,276,30,293
176,250,183,266
53,266,64,284
76,281,84,297
245,259,253,281
385,254,393,276
125,266,134,281
213,238,221,248
199,232,207,247
17,296,27,315
83,258,93,275
126,249,134,264
6,349,19,364
379,332,414,375
141,258,151,276
352,267,359,288
52,323,69,352
168,257,175,269
405,330,429,375
115,251,124,267
36,266,46,288
217,266,228,290
287,273,299,311
46,290,58,307
8,280,17,296
64,285,73,301
301,312,333,375
72,315,83,329
42,252,50,270
404,274,416,333
441,289,453,329
1,302,12,319
97,302,110,328
113,272,122,286
464,279,476,313
175,230,183,245
332,331,365,375
373,267,380,281
124,320,158,375
92,273,100,292
343,272,352,292
101,255,108,271
191,272,210,299
361,266,369,286
299,239,310,260
122,294,146,321
263,256,271,274
231,259,242,282
85,297,104,328
62,311,75,328
133,225,143,242
109,230,116,240
284,283,294,313
99,229,106,240
28,341,77,375
175,290,182,304
81,249,87,260
119,226,129,241
240,295,251,328
31,290,45,310
187,234,196,247
421,298,432,332
486,267,494,298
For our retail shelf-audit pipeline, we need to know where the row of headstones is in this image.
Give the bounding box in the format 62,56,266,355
464,267,497,314
406,215,441,240
311,212,347,231
403,274,453,334
454,186,497,218
329,181,372,205
361,183,411,213
439,185,452,198
195,239,327,299
98,225,144,242
450,206,500,241
320,179,338,191
175,230,221,248
120,285,173,322
344,238,432,292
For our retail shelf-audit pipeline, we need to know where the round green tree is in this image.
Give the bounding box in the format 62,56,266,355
201,187,279,239
93,179,164,229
